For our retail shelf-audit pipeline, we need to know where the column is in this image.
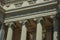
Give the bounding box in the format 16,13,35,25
6,23,13,40
36,18,42,40
21,20,27,40
53,17,58,40
58,19,60,40
0,22,4,40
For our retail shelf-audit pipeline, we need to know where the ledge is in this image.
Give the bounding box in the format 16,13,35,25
4,9,57,23
5,1,57,13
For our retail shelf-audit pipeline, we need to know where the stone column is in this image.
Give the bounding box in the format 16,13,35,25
36,18,43,40
58,19,60,40
21,20,27,40
53,17,58,40
6,23,13,40
0,22,4,40
0,11,5,40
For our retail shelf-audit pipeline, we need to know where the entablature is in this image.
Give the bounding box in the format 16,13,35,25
2,0,56,10
0,0,58,23
4,2,57,23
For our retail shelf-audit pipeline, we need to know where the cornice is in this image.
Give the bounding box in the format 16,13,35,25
5,1,57,13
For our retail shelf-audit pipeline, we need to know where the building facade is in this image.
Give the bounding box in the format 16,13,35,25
0,0,60,40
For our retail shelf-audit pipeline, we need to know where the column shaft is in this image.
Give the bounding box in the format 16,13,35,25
0,23,4,40
6,24,13,40
36,22,42,40
53,18,58,40
21,24,27,40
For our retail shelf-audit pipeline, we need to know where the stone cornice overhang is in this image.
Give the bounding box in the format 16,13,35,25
0,1,58,23
5,1,57,13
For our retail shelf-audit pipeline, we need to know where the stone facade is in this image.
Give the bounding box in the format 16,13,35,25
0,0,60,40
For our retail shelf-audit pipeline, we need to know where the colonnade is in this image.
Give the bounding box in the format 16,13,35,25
1,16,58,40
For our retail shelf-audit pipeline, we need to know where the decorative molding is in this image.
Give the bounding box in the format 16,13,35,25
4,11,57,23
5,1,57,13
